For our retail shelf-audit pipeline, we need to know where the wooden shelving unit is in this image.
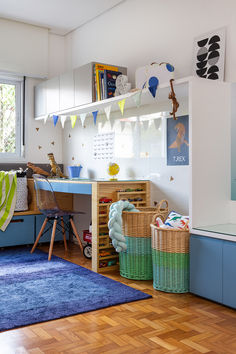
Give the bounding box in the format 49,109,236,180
92,180,150,273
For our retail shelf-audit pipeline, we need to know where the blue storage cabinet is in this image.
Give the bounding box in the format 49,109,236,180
35,215,69,243
222,241,236,308
0,215,34,247
190,234,223,303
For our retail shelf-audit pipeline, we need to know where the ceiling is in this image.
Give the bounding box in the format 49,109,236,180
0,0,125,35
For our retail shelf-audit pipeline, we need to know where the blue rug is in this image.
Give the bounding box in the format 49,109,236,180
0,248,151,331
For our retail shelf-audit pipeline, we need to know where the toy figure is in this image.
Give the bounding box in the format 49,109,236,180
48,153,67,178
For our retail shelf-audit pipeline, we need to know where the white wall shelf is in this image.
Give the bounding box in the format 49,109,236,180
35,76,190,120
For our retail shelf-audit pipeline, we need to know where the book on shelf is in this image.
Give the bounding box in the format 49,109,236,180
94,63,118,100
104,70,122,99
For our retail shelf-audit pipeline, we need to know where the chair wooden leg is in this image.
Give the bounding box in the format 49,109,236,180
48,218,57,261
61,217,68,252
70,218,83,253
31,217,48,254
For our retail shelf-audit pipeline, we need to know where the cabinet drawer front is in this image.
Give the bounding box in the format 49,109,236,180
0,216,34,246
35,215,69,243
223,241,236,309
190,235,223,303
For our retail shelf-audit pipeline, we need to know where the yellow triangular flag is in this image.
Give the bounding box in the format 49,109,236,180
70,115,77,128
118,99,126,116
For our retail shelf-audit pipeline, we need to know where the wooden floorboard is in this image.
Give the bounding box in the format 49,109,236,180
0,243,236,353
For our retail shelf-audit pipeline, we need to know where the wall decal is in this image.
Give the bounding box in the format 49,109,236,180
51,141,55,146
167,115,189,166
38,145,42,150
193,28,226,80
36,128,39,132
68,134,71,138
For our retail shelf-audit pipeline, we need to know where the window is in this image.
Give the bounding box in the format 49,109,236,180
0,76,23,158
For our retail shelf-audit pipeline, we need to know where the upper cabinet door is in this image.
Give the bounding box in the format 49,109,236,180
34,81,47,118
46,76,60,114
74,63,93,106
59,70,75,110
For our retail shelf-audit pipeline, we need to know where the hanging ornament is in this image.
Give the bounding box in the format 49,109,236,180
68,134,71,138
148,76,159,98
132,90,142,107
104,105,112,120
53,115,59,127
70,115,77,128
35,127,39,132
118,99,126,115
80,113,87,127
60,115,67,128
92,111,98,125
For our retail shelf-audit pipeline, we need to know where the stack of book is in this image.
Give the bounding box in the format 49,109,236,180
94,63,122,101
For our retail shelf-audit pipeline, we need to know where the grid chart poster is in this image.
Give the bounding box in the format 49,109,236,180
193,28,225,81
167,115,189,166
93,132,114,160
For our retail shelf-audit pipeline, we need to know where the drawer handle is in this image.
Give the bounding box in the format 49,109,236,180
11,219,24,223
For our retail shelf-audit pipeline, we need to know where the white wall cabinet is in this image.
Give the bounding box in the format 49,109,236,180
46,76,60,114
59,70,75,110
34,81,47,118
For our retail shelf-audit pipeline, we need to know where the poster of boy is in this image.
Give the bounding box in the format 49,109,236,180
167,115,189,166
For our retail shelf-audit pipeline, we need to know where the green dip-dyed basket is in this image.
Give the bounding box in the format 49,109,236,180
119,236,153,280
151,224,190,293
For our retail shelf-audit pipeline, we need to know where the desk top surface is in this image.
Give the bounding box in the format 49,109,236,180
46,178,149,184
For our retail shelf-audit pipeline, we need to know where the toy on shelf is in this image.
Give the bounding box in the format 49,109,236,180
82,230,92,259
99,197,112,203
108,162,120,181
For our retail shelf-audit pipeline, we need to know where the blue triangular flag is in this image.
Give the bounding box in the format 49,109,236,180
53,115,59,127
92,111,98,125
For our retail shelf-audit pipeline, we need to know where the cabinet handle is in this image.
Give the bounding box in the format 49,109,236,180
11,219,24,223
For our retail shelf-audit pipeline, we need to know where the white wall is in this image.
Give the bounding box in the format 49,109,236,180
0,18,49,78
64,0,236,84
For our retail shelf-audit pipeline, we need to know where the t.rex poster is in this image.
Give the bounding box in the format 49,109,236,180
167,115,189,166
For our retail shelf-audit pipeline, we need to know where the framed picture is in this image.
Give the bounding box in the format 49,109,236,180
167,115,189,166
193,27,226,81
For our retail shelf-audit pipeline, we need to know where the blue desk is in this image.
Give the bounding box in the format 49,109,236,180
41,178,93,195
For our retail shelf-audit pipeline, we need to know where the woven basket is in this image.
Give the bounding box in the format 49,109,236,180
119,200,168,280
151,222,190,293
122,200,169,237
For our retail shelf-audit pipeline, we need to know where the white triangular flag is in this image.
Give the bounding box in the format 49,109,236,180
60,115,67,128
142,121,149,130
104,105,112,120
130,121,136,131
154,118,161,130
44,114,49,124
120,121,126,132
110,118,115,130
132,90,142,107
80,113,87,127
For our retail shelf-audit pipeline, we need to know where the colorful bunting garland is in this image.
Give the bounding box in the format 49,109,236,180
80,113,87,127
104,105,112,120
118,99,126,115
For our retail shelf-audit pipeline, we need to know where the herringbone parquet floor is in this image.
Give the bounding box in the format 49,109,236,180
0,243,236,354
